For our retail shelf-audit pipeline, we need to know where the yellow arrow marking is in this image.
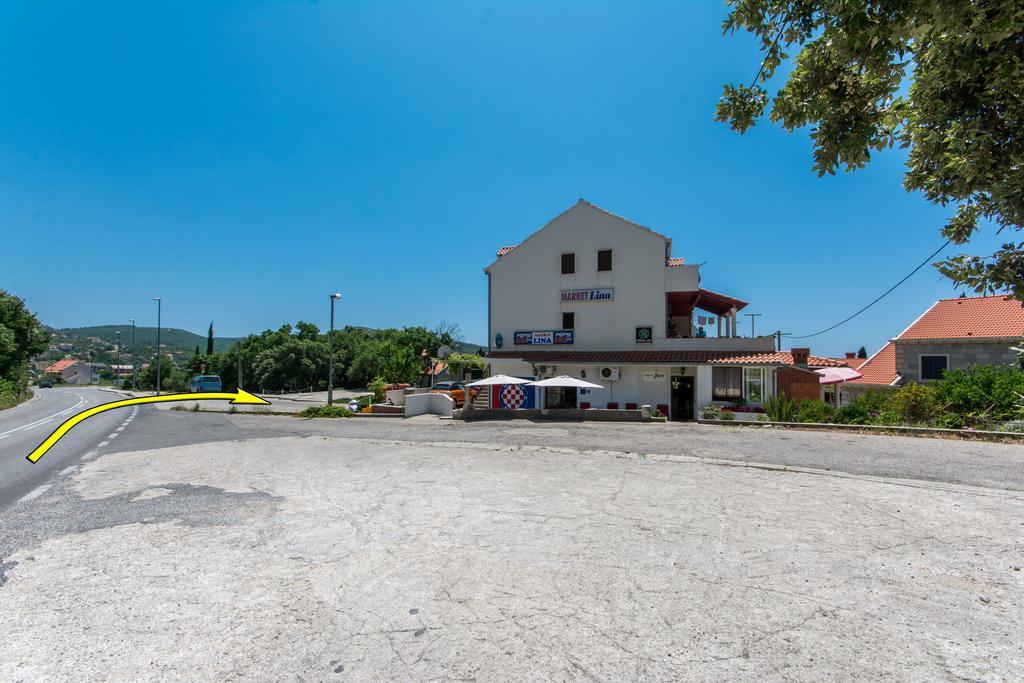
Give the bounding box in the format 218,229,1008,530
26,389,270,463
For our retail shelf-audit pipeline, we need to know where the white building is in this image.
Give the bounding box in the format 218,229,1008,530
484,200,838,420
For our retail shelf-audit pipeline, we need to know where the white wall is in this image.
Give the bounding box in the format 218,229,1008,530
488,202,672,352
695,365,713,416
405,392,454,418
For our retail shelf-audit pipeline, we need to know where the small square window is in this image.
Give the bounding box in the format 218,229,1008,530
920,355,948,380
561,253,575,274
562,312,575,330
597,249,612,271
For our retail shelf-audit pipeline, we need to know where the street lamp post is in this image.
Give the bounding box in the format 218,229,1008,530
115,330,121,387
154,298,162,394
129,319,137,390
328,293,342,405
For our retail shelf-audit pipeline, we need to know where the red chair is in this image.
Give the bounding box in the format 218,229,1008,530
606,402,619,409
579,402,591,409
657,404,669,416
625,402,638,410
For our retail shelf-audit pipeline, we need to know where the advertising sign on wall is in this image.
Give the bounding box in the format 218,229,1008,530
514,330,575,345
642,371,667,382
560,288,614,303
635,326,653,344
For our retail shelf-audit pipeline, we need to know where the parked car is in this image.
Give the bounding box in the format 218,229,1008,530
189,375,223,393
430,381,477,407
38,380,53,388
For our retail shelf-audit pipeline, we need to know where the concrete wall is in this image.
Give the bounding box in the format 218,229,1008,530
895,340,1017,381
405,393,454,418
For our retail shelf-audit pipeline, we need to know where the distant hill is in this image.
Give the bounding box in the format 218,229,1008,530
56,325,240,353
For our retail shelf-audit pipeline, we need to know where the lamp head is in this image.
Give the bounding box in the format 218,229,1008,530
330,293,342,300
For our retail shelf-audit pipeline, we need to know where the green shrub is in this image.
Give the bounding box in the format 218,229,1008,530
299,405,355,418
834,403,870,425
763,393,798,422
650,407,662,418
719,409,735,420
934,413,965,430
368,376,387,403
701,404,722,419
933,365,1024,426
795,399,834,424
999,419,1024,433
884,383,941,426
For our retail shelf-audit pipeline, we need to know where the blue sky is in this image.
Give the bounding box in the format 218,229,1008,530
0,1,1001,356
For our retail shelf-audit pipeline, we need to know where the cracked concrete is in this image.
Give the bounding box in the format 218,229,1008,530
0,435,1022,680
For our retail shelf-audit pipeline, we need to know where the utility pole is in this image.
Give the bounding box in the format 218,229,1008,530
153,298,162,394
328,293,342,405
744,313,763,338
115,330,121,387
129,319,137,390
237,344,243,391
774,330,791,352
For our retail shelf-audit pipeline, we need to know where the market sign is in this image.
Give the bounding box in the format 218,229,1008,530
514,330,574,345
642,371,667,383
560,288,613,303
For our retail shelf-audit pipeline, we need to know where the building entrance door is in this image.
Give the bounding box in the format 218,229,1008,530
670,376,694,421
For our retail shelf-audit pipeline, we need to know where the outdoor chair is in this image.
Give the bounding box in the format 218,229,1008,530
625,402,638,410
579,402,590,409
606,402,618,409
657,404,669,416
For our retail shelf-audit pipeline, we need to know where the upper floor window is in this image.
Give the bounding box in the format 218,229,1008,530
597,249,613,271
561,253,575,274
920,355,948,381
562,312,575,330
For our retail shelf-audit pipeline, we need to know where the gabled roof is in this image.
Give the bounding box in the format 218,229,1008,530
830,357,869,370
44,359,81,373
485,199,672,271
896,295,1024,341
487,350,845,367
847,342,900,386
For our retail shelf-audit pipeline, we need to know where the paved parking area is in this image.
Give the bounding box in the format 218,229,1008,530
1,426,1021,680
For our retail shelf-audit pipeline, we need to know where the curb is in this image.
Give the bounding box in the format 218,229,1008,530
697,418,1024,444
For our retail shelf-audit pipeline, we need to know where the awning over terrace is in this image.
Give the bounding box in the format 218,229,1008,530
666,288,748,317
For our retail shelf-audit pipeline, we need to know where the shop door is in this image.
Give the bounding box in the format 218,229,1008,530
671,376,694,421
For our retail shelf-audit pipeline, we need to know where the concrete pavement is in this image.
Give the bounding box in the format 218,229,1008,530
1,432,1021,680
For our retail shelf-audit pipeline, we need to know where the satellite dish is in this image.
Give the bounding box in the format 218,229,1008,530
438,344,454,359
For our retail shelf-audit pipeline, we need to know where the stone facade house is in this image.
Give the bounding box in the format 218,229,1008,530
843,295,1024,404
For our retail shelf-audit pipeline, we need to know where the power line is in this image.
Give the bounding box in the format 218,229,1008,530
788,240,952,340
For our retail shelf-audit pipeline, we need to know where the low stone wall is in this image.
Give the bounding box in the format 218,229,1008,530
461,408,655,423
405,392,454,418
698,418,1024,444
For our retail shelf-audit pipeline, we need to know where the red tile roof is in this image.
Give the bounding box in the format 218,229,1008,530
496,245,516,258
667,257,685,266
44,359,80,373
847,342,899,386
897,295,1024,341
830,357,869,370
487,350,845,367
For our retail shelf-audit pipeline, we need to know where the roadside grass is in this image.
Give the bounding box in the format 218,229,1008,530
299,405,356,418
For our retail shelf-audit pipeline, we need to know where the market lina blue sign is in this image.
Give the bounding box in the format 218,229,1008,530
514,330,574,345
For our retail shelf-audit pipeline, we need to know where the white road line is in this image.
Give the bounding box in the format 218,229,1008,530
115,426,125,432
97,440,110,448
18,484,52,504
59,465,76,476
107,433,118,439
82,450,98,460
0,393,89,438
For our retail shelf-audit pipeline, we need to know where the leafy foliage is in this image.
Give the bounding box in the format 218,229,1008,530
701,404,722,419
299,405,356,418
932,364,1024,426
762,392,798,422
795,399,835,424
0,290,48,404
717,2,1024,297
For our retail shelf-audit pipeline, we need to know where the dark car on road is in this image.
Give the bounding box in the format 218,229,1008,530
38,380,53,388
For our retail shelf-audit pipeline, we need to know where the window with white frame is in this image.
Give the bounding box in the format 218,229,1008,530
920,354,948,381
743,367,764,403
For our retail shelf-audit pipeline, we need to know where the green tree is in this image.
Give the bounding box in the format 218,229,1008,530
206,322,214,356
857,346,868,359
717,2,1024,297
253,338,327,392
0,290,48,401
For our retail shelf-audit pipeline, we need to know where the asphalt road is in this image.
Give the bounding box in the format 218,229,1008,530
0,387,138,510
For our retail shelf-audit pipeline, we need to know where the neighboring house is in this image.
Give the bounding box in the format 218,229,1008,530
420,359,451,387
844,295,1024,404
484,199,844,419
43,359,92,384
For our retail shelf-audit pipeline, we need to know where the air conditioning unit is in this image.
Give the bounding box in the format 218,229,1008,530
537,365,557,375
600,366,620,381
